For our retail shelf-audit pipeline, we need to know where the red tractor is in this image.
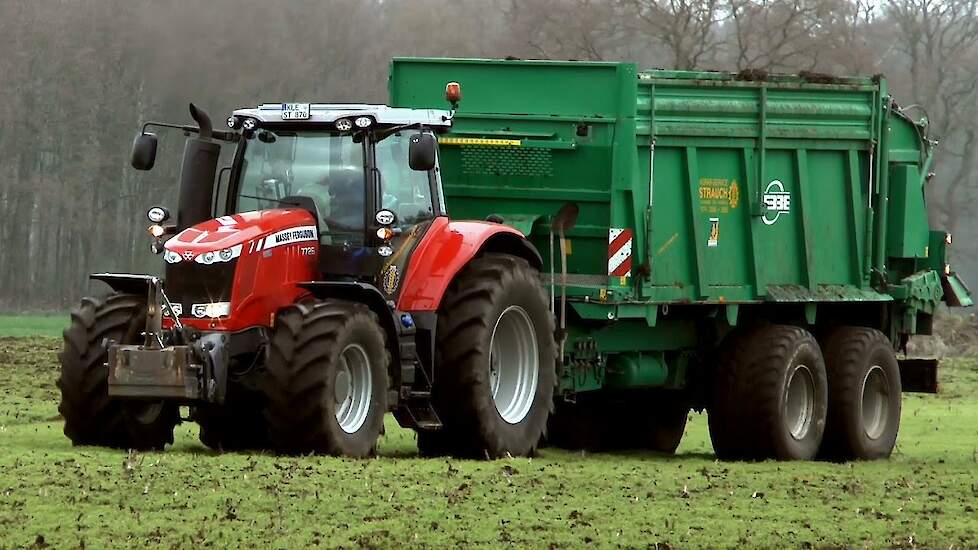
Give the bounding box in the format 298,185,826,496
58,95,556,457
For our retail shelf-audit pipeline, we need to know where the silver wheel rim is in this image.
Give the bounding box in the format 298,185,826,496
489,305,539,425
861,365,889,440
334,343,372,434
785,364,815,440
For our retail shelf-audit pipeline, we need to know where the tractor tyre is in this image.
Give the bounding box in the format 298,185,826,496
263,301,389,457
709,324,827,461
426,253,556,459
197,386,268,452
57,293,179,450
819,327,901,461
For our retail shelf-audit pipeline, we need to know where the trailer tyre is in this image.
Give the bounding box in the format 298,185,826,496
57,293,178,450
263,301,389,457
820,327,901,461
427,253,556,458
710,324,827,461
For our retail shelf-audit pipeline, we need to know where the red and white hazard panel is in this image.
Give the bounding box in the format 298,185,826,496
607,228,633,277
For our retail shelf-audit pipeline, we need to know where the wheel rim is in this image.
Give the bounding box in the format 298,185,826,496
861,365,889,440
488,305,539,425
784,364,815,440
334,343,372,434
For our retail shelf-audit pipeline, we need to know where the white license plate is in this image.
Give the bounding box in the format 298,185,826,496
281,103,310,120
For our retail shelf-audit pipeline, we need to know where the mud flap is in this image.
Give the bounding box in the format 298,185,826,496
941,272,973,307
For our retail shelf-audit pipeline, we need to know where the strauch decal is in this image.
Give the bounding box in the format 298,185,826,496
762,180,791,225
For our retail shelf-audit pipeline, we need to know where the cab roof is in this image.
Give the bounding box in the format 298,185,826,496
231,103,453,127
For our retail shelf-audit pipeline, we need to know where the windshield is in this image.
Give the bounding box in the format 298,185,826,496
235,131,366,243
233,130,435,243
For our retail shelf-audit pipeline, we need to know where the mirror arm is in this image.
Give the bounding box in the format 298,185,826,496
140,121,238,143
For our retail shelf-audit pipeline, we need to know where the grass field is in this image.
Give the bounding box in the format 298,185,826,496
0,316,66,338
1,336,977,548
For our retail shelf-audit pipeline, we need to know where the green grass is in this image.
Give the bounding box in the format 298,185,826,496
2,337,978,548
0,316,67,338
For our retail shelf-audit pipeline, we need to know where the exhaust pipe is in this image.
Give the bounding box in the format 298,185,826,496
177,103,220,230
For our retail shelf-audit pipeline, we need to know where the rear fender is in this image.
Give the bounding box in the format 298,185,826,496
397,218,541,312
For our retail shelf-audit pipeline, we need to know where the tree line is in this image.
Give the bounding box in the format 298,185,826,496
1,0,975,310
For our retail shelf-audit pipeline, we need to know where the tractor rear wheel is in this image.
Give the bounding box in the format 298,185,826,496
422,253,556,458
819,327,901,461
57,293,179,450
263,301,389,457
709,324,827,461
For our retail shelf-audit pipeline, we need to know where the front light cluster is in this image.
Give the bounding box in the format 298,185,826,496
196,244,243,265
163,244,242,264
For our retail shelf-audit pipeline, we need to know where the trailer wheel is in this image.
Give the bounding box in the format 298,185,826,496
819,327,901,461
427,253,556,458
709,324,827,461
57,293,178,450
546,397,607,451
549,392,689,453
263,301,389,457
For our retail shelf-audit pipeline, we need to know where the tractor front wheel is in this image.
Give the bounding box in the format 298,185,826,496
57,293,178,450
423,253,556,458
263,301,389,457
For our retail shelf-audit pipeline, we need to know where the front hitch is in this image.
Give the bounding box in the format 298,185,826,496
104,275,225,403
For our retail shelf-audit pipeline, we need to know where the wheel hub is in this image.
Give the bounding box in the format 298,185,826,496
488,306,539,425
333,343,372,434
785,364,815,440
861,365,889,440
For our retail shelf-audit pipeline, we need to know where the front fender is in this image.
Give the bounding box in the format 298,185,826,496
397,218,539,311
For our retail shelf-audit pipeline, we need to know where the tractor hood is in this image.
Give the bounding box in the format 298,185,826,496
163,209,317,264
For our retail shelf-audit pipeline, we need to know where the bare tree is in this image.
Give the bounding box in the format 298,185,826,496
622,0,726,70
725,0,836,71
884,0,978,241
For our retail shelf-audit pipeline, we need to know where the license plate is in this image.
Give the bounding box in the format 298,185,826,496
281,103,310,120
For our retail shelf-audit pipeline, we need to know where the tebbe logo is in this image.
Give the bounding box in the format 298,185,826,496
762,180,791,225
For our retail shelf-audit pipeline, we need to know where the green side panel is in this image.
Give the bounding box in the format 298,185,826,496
389,58,942,310
887,164,929,258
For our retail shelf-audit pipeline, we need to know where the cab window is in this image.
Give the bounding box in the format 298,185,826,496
375,133,434,228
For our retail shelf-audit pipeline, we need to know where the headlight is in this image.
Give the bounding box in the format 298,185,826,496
147,206,170,223
335,118,353,131
242,118,258,131
354,116,372,128
194,244,242,265
191,302,231,319
164,249,182,264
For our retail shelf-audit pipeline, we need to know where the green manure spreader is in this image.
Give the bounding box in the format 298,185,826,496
390,58,972,461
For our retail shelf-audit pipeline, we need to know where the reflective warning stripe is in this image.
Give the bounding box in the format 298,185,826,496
607,228,633,277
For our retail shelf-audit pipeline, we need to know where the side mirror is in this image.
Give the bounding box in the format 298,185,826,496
131,133,158,171
408,133,436,171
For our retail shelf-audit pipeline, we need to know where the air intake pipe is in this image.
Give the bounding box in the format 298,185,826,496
177,103,220,231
